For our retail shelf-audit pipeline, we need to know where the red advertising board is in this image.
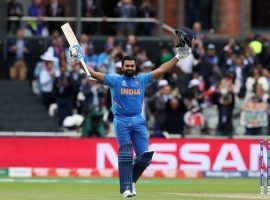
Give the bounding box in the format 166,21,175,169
0,137,264,171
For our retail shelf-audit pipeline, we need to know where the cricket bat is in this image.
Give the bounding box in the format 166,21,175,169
61,23,91,77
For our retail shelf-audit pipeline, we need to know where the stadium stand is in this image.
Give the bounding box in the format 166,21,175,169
0,80,58,132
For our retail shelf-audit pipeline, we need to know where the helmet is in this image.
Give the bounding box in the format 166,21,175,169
175,27,194,48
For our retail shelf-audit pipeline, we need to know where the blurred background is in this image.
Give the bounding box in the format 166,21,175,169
0,0,269,183
1,0,270,139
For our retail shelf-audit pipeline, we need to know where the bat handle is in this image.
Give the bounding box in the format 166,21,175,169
80,59,91,77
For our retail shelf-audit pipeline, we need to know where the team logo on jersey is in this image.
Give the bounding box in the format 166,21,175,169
135,81,139,85
121,80,127,87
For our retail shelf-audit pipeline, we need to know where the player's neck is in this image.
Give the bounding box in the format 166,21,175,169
123,75,136,79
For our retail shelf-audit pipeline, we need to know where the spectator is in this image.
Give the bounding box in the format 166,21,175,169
241,93,268,135
53,64,73,126
137,0,156,35
114,0,137,36
78,77,94,115
229,54,249,98
223,38,240,55
79,76,107,114
79,34,91,55
259,36,270,68
58,50,68,70
242,38,257,71
183,106,205,135
148,79,172,135
69,62,82,113
82,0,100,35
192,21,205,58
186,78,205,106
27,0,49,36
106,35,115,47
263,68,270,86
219,69,241,97
139,60,157,101
46,30,61,53
38,51,58,109
45,0,65,34
192,21,206,42
84,43,98,70
212,87,235,137
115,61,122,75
245,66,269,102
46,35,65,61
139,60,154,74
199,43,222,89
124,34,139,56
135,49,151,73
164,97,186,137
182,79,205,134
110,49,124,72
97,42,115,73
8,29,30,80
220,39,237,74
7,0,24,35
79,34,99,70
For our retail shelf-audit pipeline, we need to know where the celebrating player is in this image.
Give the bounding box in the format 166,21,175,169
69,27,194,198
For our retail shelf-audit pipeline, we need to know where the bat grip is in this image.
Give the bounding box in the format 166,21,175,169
80,59,91,77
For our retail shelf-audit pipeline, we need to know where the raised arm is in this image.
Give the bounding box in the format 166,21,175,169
86,65,105,82
152,27,194,80
152,57,179,80
69,47,105,82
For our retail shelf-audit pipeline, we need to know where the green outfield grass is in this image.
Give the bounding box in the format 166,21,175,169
0,177,267,200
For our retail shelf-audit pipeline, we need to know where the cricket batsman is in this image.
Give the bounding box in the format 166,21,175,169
70,27,194,197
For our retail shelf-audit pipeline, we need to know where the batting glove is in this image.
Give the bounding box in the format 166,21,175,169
68,46,82,62
175,44,192,60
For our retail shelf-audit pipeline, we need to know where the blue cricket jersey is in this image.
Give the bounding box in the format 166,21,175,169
104,73,153,116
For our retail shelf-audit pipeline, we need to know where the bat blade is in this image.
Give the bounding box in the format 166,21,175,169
61,23,92,78
61,23,78,46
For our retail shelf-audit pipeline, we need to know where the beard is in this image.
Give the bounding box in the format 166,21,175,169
123,70,135,77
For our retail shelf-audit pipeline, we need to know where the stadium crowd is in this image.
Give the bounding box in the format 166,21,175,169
7,0,156,36
6,0,270,137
